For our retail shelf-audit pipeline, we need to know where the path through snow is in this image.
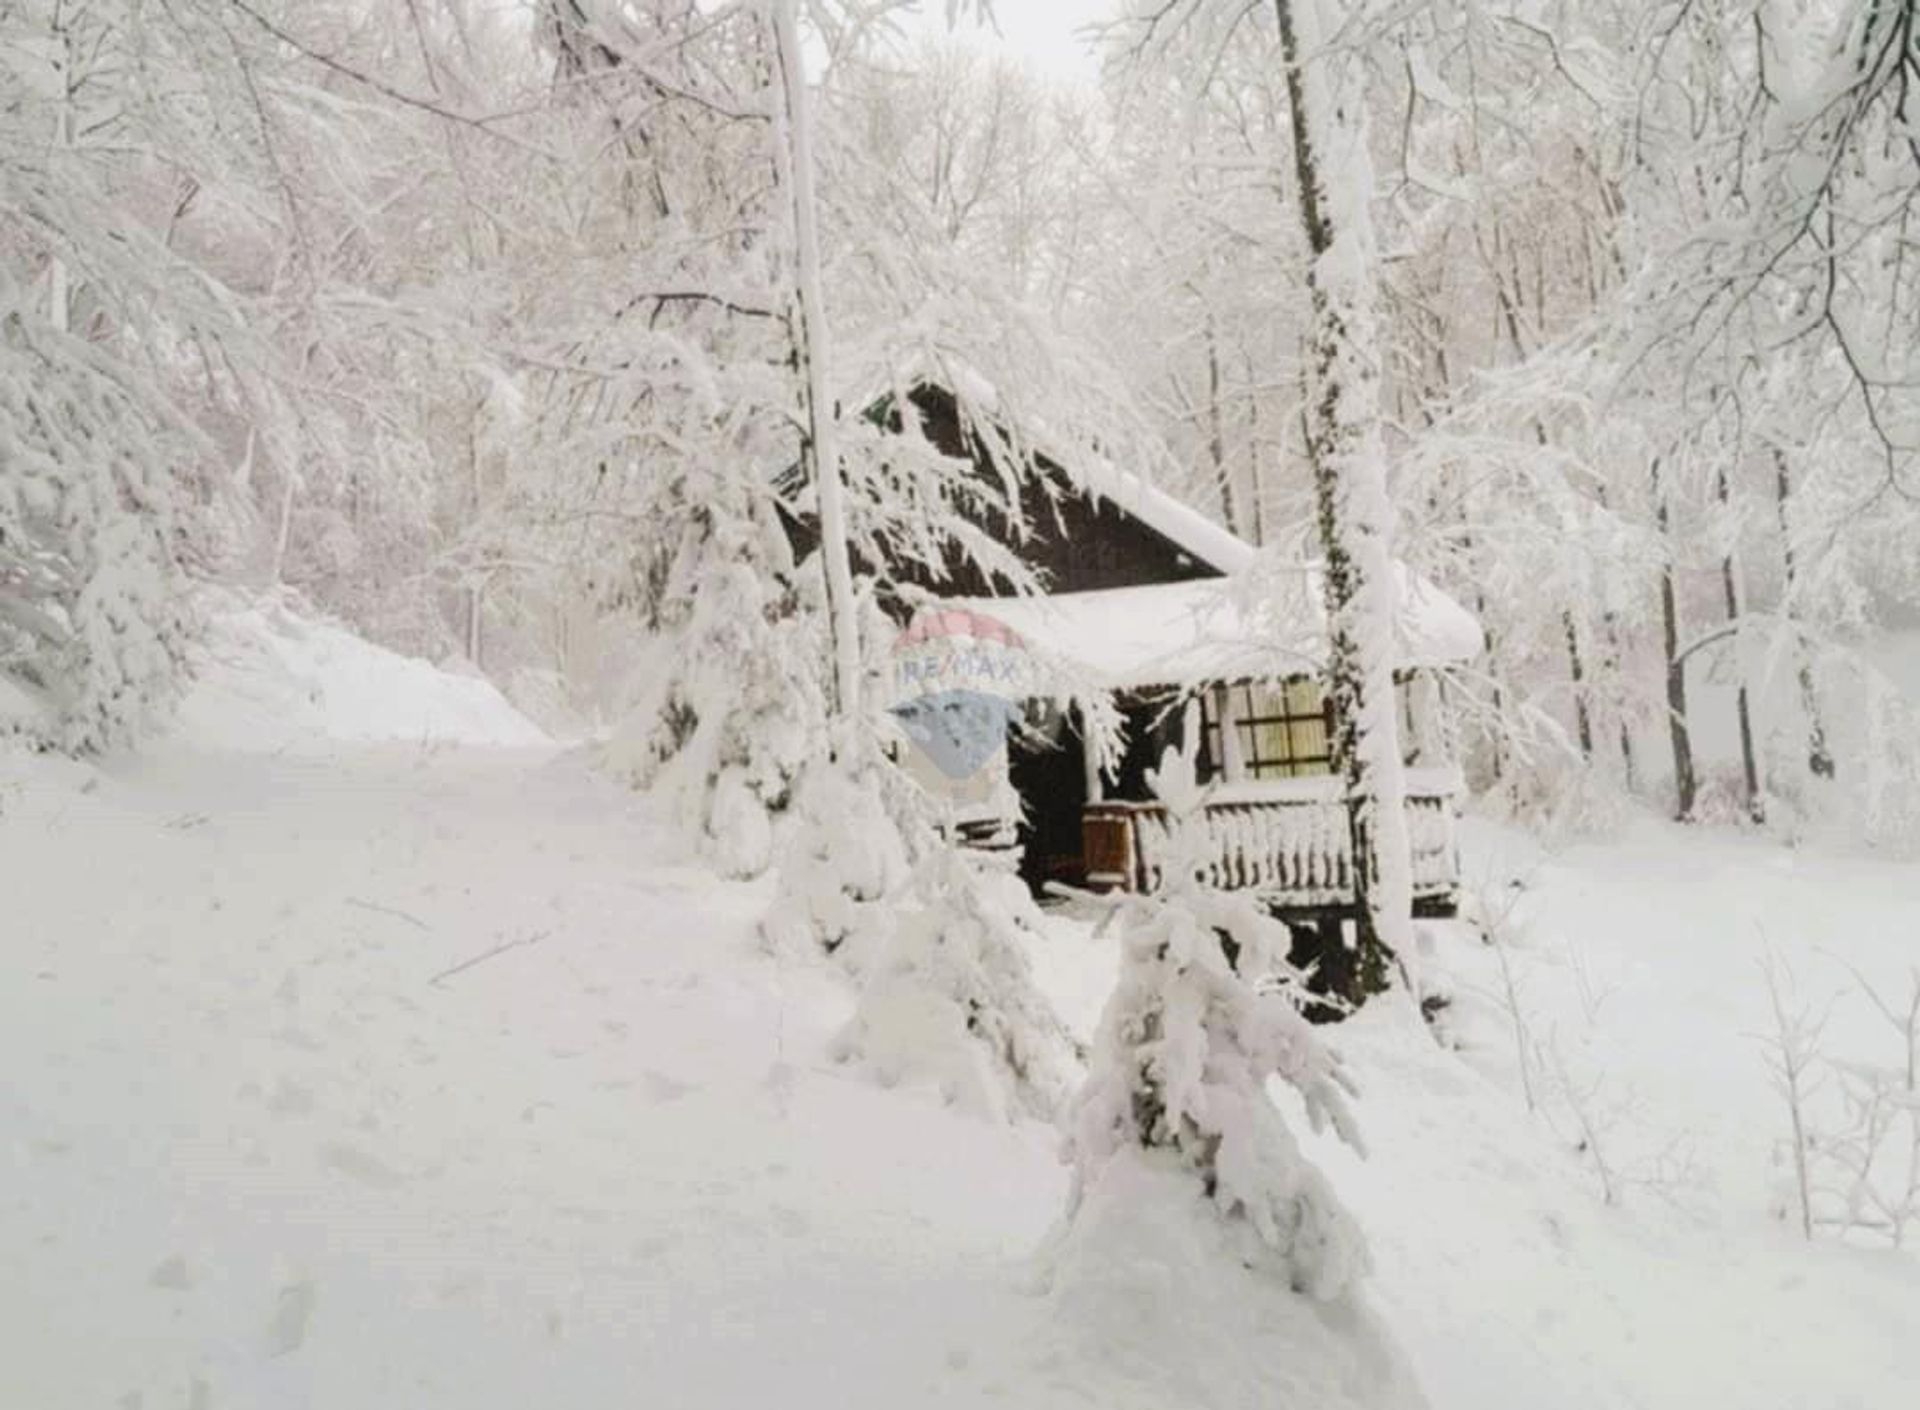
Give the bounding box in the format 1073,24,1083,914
2,744,1067,1408
6,714,1920,1406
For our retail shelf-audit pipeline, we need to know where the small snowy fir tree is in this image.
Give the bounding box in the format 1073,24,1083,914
605,512,837,881
1059,710,1369,1300
759,731,912,960
762,709,1079,1124
830,839,1081,1123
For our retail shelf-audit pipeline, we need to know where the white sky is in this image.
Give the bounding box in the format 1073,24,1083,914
905,0,1114,86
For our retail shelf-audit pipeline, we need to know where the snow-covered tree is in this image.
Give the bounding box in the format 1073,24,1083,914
0,307,187,751
1267,0,1416,998
829,840,1081,1122
1109,0,1418,996
1060,717,1368,1297
0,1,236,748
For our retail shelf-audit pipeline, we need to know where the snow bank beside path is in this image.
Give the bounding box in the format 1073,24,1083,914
0,740,1429,1410
173,591,550,751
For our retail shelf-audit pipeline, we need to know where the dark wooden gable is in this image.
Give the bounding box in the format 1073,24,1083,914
905,384,1223,596
780,383,1226,611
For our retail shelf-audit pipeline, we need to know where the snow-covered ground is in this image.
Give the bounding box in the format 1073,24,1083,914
5,602,1919,1408
1323,816,1920,1408
174,590,552,753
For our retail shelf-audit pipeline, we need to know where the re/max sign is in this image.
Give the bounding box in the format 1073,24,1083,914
894,648,1024,690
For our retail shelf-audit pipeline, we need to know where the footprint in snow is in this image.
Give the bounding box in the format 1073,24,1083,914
267,1079,316,1117
187,1290,319,1410
319,1141,407,1189
267,1279,317,1356
641,1071,696,1104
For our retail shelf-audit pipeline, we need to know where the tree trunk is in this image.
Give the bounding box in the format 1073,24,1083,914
1773,450,1834,780
1592,483,1637,791
1456,525,1506,783
270,462,298,587
1206,318,1242,539
1274,0,1413,1008
1563,609,1594,759
1652,458,1697,820
47,14,73,335
1482,618,1507,784
1244,352,1266,546
1715,465,1763,821
466,402,484,668
1612,640,1637,793
770,0,861,722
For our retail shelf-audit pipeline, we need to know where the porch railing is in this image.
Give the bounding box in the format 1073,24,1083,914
1082,784,1459,910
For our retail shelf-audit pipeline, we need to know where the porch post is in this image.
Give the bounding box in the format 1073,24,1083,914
1215,683,1247,783
1077,703,1105,802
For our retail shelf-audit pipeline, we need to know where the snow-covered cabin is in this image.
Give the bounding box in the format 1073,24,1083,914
812,382,1483,921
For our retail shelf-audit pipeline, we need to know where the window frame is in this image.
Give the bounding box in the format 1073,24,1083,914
1198,677,1336,781
1196,672,1427,783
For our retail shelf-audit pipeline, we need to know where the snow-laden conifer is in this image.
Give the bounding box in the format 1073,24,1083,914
1060,712,1368,1300
830,839,1080,1123
0,309,186,750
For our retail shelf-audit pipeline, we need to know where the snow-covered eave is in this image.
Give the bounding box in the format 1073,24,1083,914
939,568,1482,695
1070,452,1253,578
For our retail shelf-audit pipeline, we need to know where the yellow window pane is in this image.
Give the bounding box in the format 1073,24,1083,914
1256,719,1286,762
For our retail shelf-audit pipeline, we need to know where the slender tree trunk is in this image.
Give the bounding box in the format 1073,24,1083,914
1482,616,1507,784
1590,483,1637,791
1244,352,1266,546
1564,610,1594,759
1454,524,1507,783
1773,450,1834,780
1716,466,1763,821
1206,318,1242,538
1275,0,1413,1007
466,402,484,667
270,462,298,586
1652,458,1697,820
770,0,861,722
1489,225,1600,775
1612,631,1637,793
47,14,72,335
48,253,69,335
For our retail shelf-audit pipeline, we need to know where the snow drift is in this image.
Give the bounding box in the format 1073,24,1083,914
172,590,550,752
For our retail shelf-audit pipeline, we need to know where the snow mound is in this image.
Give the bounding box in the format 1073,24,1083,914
173,591,550,751
1041,1150,1427,1410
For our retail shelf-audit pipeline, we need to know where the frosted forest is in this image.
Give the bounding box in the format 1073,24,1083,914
5,2,1920,1407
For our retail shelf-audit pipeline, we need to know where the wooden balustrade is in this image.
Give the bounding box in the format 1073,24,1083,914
1081,789,1459,913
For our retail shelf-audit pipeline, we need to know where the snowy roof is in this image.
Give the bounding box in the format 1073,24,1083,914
945,566,1482,692
851,361,1252,576
1067,453,1253,577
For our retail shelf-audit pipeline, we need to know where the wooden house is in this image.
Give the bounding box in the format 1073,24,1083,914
811,382,1482,924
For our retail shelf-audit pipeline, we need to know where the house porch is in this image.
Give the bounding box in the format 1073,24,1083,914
1080,778,1461,918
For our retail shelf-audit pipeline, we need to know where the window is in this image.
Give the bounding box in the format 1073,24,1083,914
1199,679,1335,780
1197,674,1429,783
